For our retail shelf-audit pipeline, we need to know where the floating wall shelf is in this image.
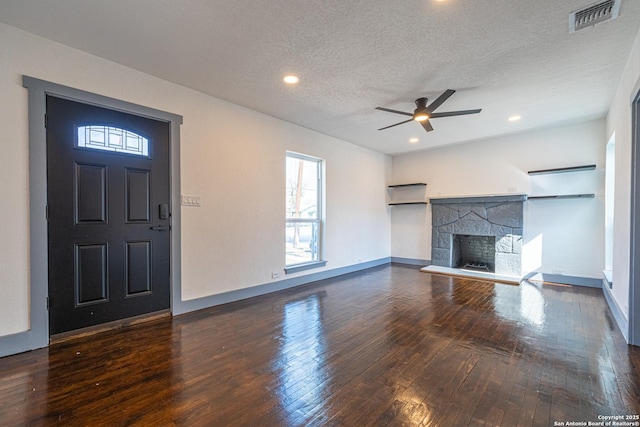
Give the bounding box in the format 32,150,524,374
388,202,428,206
387,183,427,188
527,164,596,200
387,183,427,206
527,164,596,175
527,194,595,200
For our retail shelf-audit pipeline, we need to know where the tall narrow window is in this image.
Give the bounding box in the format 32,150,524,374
285,152,325,272
604,133,615,283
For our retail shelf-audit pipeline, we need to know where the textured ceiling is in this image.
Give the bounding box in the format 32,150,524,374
1,0,639,155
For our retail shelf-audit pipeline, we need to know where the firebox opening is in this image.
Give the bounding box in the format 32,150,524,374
452,234,496,273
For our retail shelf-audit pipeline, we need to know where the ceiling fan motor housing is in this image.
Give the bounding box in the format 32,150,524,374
414,98,429,120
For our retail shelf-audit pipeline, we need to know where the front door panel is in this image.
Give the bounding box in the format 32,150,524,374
46,96,170,335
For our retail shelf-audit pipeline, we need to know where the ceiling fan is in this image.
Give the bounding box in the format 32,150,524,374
375,89,481,133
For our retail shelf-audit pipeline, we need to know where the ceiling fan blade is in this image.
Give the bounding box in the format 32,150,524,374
378,118,414,130
429,109,482,118
375,107,413,117
420,119,434,132
426,89,456,113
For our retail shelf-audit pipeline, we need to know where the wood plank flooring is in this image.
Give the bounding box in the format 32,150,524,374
1,264,639,426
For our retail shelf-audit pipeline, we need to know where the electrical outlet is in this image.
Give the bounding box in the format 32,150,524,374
272,272,280,279
507,187,517,193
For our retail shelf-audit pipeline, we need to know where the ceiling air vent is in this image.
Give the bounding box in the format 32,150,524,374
569,0,621,33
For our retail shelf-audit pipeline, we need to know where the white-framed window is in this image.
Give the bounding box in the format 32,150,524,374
77,125,150,157
285,151,326,273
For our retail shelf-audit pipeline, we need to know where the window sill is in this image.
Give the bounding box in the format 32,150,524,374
285,261,327,274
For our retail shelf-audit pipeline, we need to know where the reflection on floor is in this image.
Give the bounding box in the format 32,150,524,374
0,264,638,426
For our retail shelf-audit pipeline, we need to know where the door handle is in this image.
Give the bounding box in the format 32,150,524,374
150,225,171,231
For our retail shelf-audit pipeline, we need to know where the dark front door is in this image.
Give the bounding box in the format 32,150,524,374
46,96,171,335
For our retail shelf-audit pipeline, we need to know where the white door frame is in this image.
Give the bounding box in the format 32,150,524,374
630,83,640,346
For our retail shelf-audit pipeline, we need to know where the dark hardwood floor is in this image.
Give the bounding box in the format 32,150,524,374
1,264,639,426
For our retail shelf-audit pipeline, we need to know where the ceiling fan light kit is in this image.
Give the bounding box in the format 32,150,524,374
412,98,430,121
375,89,481,134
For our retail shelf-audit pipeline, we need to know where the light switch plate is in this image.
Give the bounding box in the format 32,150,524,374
181,195,202,207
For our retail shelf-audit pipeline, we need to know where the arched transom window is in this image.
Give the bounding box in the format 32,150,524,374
77,125,149,157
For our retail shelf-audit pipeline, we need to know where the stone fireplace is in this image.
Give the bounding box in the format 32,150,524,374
430,195,525,277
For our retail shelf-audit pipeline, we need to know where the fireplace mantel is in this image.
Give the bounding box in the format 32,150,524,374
429,194,527,204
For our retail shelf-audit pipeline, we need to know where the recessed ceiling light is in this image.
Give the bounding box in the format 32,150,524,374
508,115,522,122
409,138,419,143
283,75,299,85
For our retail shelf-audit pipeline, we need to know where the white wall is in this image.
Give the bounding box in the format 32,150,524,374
0,22,391,337
606,25,640,320
391,120,606,280
605,136,616,272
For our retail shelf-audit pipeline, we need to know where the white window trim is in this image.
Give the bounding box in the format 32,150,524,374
285,151,325,273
